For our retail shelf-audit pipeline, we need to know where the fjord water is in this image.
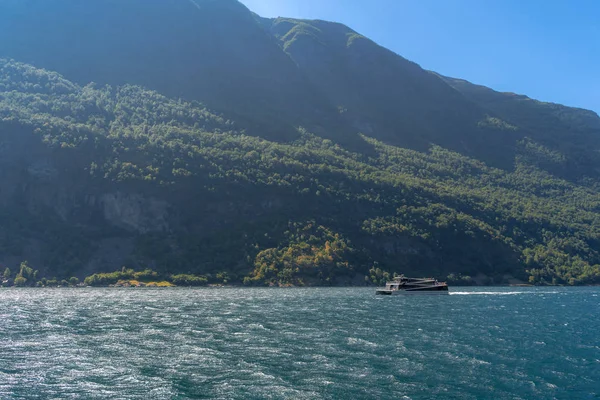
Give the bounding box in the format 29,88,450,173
0,288,598,399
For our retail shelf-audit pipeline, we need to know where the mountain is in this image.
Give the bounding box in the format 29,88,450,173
0,0,334,141
442,75,600,180
0,0,599,286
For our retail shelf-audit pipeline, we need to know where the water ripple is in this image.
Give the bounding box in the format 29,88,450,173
0,287,598,399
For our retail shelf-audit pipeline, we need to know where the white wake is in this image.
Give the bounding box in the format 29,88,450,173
450,291,558,295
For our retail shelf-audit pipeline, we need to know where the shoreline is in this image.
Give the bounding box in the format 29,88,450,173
3,284,600,289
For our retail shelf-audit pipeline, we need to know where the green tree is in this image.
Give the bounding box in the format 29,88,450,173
18,261,34,280
14,276,27,287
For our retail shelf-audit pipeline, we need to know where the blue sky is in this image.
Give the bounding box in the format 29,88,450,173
240,0,599,114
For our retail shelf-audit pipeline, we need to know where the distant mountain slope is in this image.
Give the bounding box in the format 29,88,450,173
1,0,590,169
0,1,599,285
0,0,332,140
443,76,600,180
265,18,485,146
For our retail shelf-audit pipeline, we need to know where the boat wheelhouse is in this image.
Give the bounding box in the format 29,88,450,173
375,275,449,295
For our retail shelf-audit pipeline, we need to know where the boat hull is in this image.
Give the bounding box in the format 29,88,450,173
376,290,449,295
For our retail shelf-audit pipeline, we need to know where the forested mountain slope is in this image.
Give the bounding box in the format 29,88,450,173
0,0,599,286
0,0,332,141
443,75,600,181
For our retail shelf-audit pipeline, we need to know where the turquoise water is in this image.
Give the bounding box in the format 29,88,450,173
0,287,598,399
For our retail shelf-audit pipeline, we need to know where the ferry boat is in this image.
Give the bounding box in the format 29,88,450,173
375,275,449,295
